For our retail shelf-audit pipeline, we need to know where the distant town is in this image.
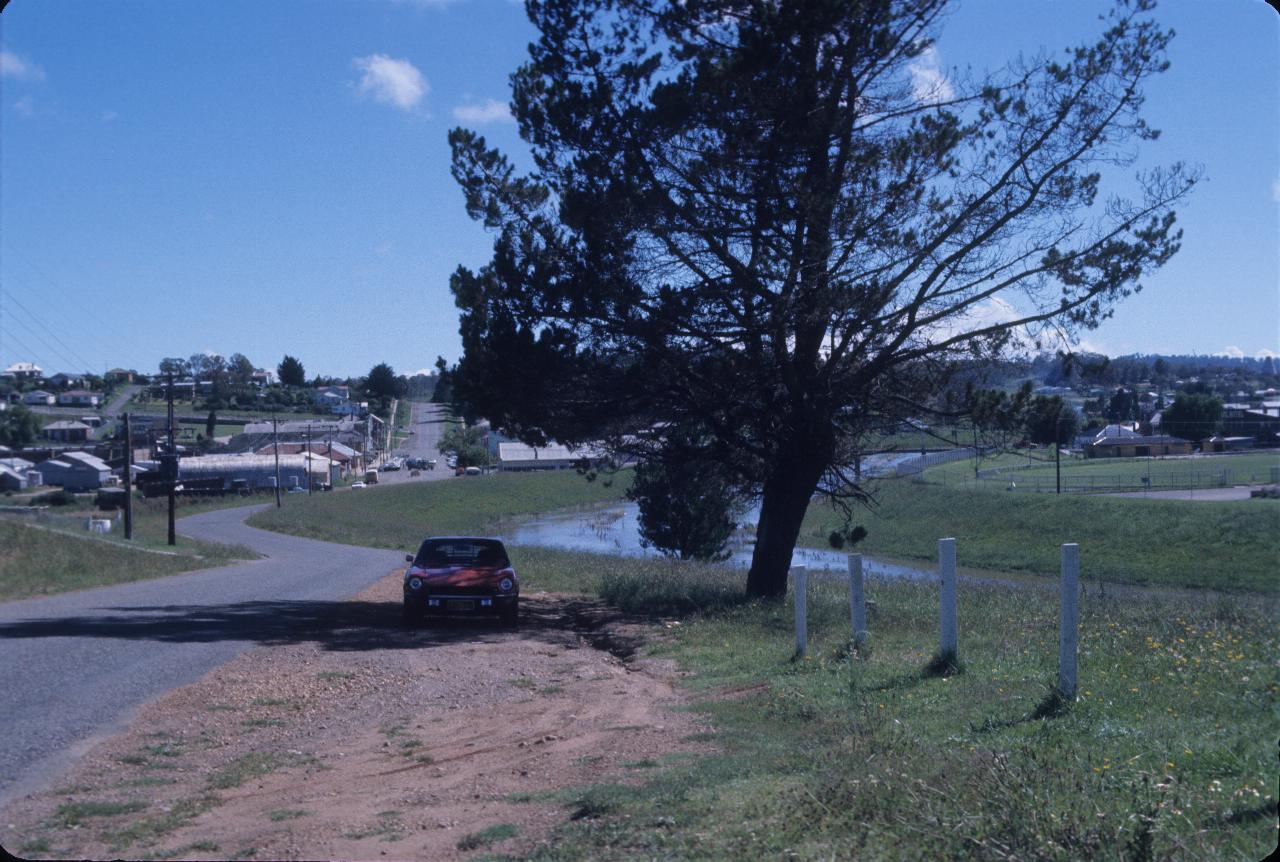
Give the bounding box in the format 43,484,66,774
1,350,1277,502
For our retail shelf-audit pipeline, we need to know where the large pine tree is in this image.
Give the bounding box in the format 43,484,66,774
447,0,1195,597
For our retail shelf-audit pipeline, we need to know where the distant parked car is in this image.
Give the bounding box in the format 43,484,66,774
287,486,307,494
402,537,518,626
464,466,482,476
351,481,367,489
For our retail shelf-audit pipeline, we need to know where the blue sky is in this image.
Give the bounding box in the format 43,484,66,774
1,0,1276,379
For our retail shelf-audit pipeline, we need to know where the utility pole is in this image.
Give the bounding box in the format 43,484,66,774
272,416,282,508
306,423,312,495
165,374,176,546
123,412,134,540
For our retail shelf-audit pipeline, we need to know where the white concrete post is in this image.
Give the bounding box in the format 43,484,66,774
1058,543,1080,699
848,554,867,637
793,565,808,658
938,538,958,657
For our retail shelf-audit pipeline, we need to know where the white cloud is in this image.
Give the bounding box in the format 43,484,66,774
1272,179,1280,203
907,46,953,105
13,96,35,117
352,54,428,111
1255,348,1278,359
452,98,512,125
0,49,45,82
1069,337,1113,357
408,368,438,377
1215,345,1246,359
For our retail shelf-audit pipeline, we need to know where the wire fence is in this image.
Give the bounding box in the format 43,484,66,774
879,446,1280,495
958,468,1278,495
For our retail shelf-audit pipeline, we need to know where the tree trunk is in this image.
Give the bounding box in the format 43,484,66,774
745,457,826,599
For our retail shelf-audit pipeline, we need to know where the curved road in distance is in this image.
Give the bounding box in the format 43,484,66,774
0,506,405,808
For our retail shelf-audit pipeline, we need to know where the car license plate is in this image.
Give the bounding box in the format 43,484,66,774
446,599,475,611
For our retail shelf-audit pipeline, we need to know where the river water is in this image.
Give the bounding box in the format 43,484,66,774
508,452,946,583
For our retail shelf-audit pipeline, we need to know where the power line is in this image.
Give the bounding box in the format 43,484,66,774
2,248,142,368
1,272,121,368
0,284,97,370
0,292,90,372
0,325,59,374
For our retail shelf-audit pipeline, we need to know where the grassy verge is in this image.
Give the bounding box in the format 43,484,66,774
246,468,630,551
389,398,416,449
797,473,1278,593
505,550,1278,860
0,496,258,601
943,449,1280,491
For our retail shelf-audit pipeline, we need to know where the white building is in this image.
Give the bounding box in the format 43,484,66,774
2,362,43,380
22,390,56,406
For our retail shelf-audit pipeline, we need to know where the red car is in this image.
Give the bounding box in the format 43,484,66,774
402,537,518,626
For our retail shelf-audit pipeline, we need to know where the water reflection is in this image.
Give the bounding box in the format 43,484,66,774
509,500,936,582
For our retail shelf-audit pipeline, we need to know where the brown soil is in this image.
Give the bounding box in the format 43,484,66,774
0,573,709,861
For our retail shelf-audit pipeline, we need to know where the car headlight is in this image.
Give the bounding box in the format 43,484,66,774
408,577,423,590
499,577,514,592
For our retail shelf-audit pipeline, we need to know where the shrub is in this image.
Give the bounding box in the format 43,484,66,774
31,489,77,507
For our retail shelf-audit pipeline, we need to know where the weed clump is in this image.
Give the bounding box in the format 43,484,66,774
922,649,964,678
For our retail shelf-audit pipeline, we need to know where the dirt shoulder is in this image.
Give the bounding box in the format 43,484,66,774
1,573,709,861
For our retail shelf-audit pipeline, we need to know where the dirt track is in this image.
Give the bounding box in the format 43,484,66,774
0,574,707,861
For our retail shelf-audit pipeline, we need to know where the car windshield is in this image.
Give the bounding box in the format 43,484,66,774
414,539,509,568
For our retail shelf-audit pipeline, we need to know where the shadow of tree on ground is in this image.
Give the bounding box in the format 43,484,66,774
0,595,639,655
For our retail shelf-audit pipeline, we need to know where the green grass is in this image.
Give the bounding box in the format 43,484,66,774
389,398,416,449
207,752,309,790
53,800,148,826
0,498,257,600
247,468,630,551
945,449,1280,492
456,822,519,851
106,796,218,851
861,422,976,452
506,552,1278,861
797,473,1279,593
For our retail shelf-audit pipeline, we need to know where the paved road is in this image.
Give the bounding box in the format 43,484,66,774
375,401,456,485
0,507,405,808
101,383,142,419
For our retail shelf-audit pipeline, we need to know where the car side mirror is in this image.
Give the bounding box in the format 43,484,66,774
405,554,414,563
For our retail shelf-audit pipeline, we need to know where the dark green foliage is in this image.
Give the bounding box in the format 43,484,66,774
0,402,41,448
1107,387,1139,422
1025,395,1079,446
437,424,489,468
158,357,189,377
826,524,867,550
277,355,306,387
227,353,255,386
626,445,745,562
1161,393,1222,441
363,362,403,402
